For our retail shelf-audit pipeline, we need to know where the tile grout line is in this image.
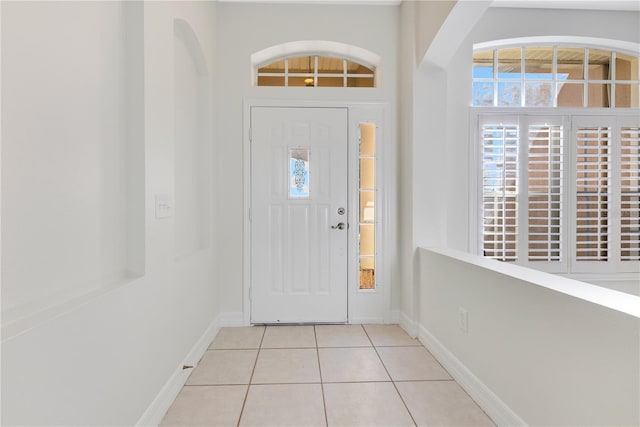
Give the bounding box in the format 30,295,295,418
236,326,267,427
184,379,460,387
258,346,317,350
362,325,418,427
314,325,330,427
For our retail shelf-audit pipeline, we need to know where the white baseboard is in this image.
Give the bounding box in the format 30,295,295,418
399,310,417,338
136,315,222,427
350,316,385,324
219,311,245,327
417,324,526,427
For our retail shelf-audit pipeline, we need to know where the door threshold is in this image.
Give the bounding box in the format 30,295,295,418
252,322,349,326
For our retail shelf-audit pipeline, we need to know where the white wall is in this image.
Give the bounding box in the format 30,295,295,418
215,3,399,317
1,2,219,425
399,0,459,333
415,0,457,65
398,1,417,331
174,19,211,258
418,248,640,426
2,1,137,324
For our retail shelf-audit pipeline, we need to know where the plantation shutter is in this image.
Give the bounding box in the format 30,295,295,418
620,126,640,262
527,123,564,262
478,114,639,273
574,123,611,264
481,121,519,261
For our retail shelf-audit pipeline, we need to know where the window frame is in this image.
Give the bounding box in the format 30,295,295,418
255,54,376,88
471,108,640,277
472,45,640,108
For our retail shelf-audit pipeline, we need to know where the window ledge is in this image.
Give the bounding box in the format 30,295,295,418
421,247,640,319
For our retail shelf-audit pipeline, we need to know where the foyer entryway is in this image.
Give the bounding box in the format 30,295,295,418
160,325,496,426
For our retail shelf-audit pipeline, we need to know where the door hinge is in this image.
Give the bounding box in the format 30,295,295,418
249,127,252,142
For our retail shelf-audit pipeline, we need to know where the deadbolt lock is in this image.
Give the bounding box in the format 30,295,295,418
337,207,345,215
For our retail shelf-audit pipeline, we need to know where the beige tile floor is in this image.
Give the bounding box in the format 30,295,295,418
160,324,495,427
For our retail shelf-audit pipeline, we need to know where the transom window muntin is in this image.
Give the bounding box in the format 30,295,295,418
256,55,375,88
473,46,640,108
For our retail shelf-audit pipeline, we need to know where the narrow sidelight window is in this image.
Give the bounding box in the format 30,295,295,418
359,123,376,290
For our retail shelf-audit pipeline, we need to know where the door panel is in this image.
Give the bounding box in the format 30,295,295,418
251,107,348,323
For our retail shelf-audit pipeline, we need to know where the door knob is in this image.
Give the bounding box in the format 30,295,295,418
331,222,346,230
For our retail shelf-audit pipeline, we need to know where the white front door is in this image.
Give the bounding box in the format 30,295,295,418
251,107,348,323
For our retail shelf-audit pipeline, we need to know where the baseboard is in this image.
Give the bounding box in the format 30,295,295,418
399,310,417,338
350,316,385,324
219,311,245,327
136,315,222,427
417,324,526,427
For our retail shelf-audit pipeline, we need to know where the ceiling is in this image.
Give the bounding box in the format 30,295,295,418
490,0,640,11
219,0,640,11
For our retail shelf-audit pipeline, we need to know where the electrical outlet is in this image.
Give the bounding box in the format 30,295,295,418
155,193,174,219
458,307,469,333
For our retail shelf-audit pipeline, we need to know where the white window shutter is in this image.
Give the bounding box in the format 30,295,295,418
574,124,611,263
526,123,564,262
481,121,519,261
620,126,640,263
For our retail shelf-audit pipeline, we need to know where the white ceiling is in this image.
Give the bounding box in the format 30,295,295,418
218,0,640,10
490,0,640,11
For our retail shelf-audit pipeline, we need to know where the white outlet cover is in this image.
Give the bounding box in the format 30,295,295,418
458,308,469,333
155,193,174,219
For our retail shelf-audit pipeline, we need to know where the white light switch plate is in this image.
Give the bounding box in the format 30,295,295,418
155,194,174,219
458,307,469,333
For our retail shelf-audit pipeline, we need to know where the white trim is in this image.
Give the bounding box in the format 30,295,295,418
399,310,417,338
219,311,245,327
425,247,640,318
243,104,252,326
474,37,640,57
389,309,400,324
348,106,392,324
136,316,221,427
220,0,401,4
250,41,381,87
350,316,386,324
491,1,640,12
418,323,527,427
243,100,392,326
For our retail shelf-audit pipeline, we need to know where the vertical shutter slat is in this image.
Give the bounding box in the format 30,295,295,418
528,124,563,261
575,126,610,262
482,124,519,261
620,127,640,261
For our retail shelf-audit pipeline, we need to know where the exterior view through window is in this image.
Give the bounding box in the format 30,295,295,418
256,55,375,87
473,46,639,108
359,123,376,290
474,45,639,274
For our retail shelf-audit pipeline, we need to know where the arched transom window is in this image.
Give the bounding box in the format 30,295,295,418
256,55,376,88
473,46,640,108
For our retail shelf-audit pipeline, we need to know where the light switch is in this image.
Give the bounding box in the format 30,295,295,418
155,194,174,219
